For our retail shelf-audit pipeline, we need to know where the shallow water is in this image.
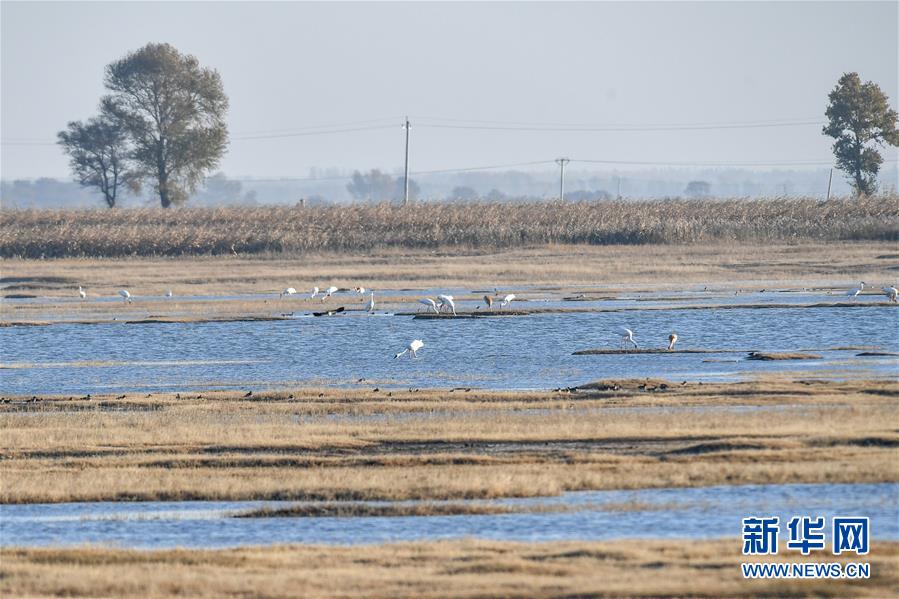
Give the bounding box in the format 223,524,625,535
1,306,896,395
2,483,895,548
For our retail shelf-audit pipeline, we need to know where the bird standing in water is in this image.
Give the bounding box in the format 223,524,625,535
394,339,424,359
619,327,637,349
667,333,678,351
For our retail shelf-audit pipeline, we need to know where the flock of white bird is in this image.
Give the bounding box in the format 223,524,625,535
76,281,897,360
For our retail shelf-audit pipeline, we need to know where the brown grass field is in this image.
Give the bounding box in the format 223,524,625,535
2,539,897,598
2,379,897,504
1,197,897,258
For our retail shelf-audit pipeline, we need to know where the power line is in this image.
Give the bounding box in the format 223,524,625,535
571,158,841,167
410,159,556,176
414,117,826,132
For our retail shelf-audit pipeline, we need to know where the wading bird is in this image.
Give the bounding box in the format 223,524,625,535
355,286,366,295
280,287,297,298
78,286,86,300
437,294,456,316
883,286,898,303
323,286,339,300
619,327,637,349
165,290,173,299
394,339,424,359
500,293,516,309
310,286,319,300
667,332,678,351
418,298,439,313
848,282,865,299
118,289,132,303
484,295,494,310
365,291,375,313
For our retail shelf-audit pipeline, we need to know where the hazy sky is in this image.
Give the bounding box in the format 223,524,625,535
2,1,897,180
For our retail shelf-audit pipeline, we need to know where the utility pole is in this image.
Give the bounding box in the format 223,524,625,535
826,167,833,200
402,117,411,206
616,176,621,199
555,157,570,201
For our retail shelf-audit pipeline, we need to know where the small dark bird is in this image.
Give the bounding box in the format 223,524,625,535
244,391,253,398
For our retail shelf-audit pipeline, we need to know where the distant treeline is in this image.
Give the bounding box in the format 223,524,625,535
1,197,895,258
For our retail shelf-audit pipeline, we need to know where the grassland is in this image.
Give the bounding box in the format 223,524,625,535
2,196,897,258
3,539,897,598
2,379,896,504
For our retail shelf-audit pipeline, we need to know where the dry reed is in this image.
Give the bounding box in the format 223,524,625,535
2,196,896,258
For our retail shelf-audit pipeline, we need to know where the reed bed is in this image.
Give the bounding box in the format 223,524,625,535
2,196,896,258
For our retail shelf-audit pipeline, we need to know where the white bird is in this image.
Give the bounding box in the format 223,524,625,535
355,286,366,295
418,298,439,313
78,286,86,300
667,332,678,351
323,286,339,300
165,290,173,298
394,339,424,359
437,294,456,316
118,289,132,303
618,327,637,349
848,282,865,299
310,286,319,299
280,287,297,298
883,286,898,303
500,293,516,309
365,291,375,313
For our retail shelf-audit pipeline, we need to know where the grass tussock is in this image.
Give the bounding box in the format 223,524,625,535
2,539,898,598
234,502,516,518
2,196,897,258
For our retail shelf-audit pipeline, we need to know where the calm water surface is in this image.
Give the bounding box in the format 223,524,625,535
1,306,896,395
1,483,895,548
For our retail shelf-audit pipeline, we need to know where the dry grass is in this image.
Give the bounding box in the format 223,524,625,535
2,380,897,504
2,197,897,258
2,539,897,598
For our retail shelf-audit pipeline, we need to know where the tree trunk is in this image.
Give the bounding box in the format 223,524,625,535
157,139,171,208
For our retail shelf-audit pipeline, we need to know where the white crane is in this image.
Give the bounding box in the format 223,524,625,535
437,294,456,316
165,290,173,299
667,332,678,351
883,286,898,303
78,286,86,300
848,282,865,299
310,286,319,300
394,339,424,359
500,293,516,309
365,291,375,313
118,289,132,303
355,286,366,295
323,286,339,301
418,298,439,313
280,287,297,298
618,327,637,349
